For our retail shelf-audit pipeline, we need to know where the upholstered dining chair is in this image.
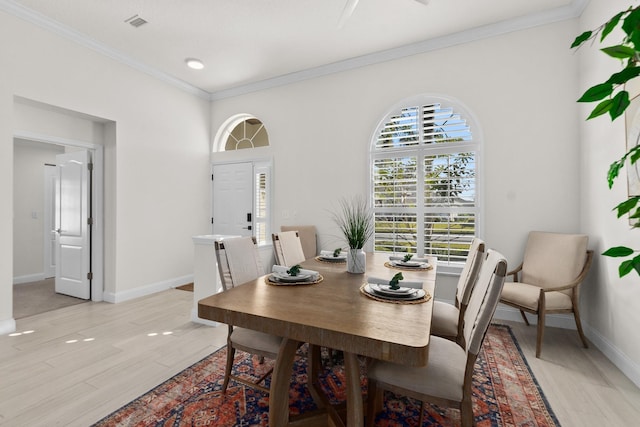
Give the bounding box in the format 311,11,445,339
214,236,282,393
366,249,507,427
280,225,318,260
272,230,306,266
499,231,593,358
431,237,485,345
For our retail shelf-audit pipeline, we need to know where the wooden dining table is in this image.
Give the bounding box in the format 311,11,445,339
198,252,437,427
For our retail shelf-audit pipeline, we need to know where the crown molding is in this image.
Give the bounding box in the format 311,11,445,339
0,0,211,100
0,0,589,102
211,0,590,100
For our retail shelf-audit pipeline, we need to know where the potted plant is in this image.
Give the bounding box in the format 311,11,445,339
572,6,640,277
331,196,374,273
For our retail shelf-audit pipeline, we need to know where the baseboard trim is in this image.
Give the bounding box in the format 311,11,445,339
494,304,578,329
0,318,17,335
13,273,46,285
585,324,640,389
102,274,194,304
493,304,640,389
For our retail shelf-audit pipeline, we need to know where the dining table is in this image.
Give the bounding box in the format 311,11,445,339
198,252,437,427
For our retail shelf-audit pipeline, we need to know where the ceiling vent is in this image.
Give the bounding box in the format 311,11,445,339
124,14,148,28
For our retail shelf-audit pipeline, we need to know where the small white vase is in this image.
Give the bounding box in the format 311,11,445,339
347,248,366,274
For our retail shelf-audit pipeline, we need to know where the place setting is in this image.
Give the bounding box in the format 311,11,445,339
267,264,323,286
384,253,432,271
314,248,347,263
360,272,431,304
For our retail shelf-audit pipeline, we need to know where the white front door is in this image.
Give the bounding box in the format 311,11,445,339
55,150,91,299
212,162,253,237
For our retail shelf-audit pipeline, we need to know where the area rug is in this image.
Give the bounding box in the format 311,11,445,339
93,324,560,426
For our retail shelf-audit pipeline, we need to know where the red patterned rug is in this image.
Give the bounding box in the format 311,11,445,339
93,324,560,426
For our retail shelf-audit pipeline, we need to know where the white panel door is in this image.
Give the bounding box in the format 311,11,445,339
212,162,253,237
55,150,91,299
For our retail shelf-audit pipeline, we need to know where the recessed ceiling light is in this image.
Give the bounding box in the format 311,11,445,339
185,58,204,70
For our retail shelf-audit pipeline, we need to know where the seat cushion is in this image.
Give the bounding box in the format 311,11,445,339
230,327,282,354
431,300,459,338
368,336,466,403
501,282,572,311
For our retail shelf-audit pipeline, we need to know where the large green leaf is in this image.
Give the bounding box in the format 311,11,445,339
610,90,630,120
571,30,593,48
587,99,613,120
615,196,640,217
630,144,640,164
618,254,640,277
607,159,624,188
602,12,625,41
606,67,640,84
603,246,634,257
622,6,640,36
578,83,613,102
602,45,636,59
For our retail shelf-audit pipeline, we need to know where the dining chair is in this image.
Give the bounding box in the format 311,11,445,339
499,231,592,358
272,230,307,266
280,225,318,260
366,249,507,427
214,236,282,393
430,237,485,346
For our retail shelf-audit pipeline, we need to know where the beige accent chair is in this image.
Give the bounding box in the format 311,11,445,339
214,237,282,393
280,225,318,260
272,231,306,266
499,231,593,358
431,237,485,345
366,250,507,427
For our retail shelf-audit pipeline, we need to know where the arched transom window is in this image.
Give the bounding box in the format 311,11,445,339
224,117,269,150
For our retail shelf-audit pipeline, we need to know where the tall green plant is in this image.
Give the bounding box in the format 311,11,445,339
332,196,374,249
572,5,640,277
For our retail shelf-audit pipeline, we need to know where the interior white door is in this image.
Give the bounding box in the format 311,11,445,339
55,150,91,299
43,164,56,279
212,162,253,237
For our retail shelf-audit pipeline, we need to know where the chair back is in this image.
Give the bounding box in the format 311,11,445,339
215,237,263,290
280,225,317,259
462,249,507,356
456,237,486,307
521,231,588,294
272,231,306,266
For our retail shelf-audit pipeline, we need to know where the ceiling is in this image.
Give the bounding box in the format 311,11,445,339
3,0,585,98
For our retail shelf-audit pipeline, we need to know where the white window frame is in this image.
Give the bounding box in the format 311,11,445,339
369,94,483,273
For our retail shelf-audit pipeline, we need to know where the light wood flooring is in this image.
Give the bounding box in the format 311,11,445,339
0,289,638,427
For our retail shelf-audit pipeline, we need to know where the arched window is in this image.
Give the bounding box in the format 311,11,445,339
224,117,269,150
371,95,481,267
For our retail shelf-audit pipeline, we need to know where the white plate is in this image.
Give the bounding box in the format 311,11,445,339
370,283,414,295
320,255,347,261
364,284,426,301
392,260,427,268
271,272,312,282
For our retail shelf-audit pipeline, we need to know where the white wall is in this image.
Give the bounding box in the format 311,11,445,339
0,10,211,332
211,19,582,302
578,0,640,386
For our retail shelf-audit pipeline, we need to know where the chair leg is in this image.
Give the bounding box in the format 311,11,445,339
365,379,382,427
418,401,425,426
536,291,546,358
520,310,530,325
223,346,236,393
573,307,589,349
460,394,474,427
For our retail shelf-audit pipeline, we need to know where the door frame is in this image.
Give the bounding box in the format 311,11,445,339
14,130,104,302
